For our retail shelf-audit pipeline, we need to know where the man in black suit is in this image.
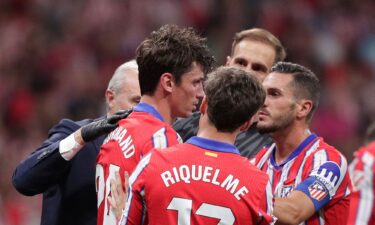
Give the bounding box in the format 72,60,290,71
173,28,286,158
12,60,141,225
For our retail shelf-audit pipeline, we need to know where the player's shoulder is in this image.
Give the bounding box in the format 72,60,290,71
312,137,345,158
154,143,186,155
123,111,171,129
251,144,274,163
356,141,375,157
305,137,349,170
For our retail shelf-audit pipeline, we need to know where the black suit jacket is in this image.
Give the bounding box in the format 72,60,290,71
12,118,105,225
173,111,273,158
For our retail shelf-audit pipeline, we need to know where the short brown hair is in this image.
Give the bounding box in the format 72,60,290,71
271,62,320,122
204,66,266,132
231,28,286,63
136,24,215,95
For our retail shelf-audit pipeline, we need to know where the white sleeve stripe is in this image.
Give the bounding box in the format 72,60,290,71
333,154,348,193
356,153,374,224
312,149,327,171
152,127,167,149
129,153,152,185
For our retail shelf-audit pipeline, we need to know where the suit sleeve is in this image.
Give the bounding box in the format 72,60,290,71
11,119,85,196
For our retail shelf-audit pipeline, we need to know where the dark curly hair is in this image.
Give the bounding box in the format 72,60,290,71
136,24,215,95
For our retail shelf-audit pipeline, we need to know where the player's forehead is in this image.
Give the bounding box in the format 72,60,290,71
119,70,140,92
232,39,276,69
263,72,294,91
179,62,204,82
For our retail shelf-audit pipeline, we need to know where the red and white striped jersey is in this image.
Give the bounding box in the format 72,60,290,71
120,136,276,225
251,133,352,225
348,141,375,225
95,103,181,225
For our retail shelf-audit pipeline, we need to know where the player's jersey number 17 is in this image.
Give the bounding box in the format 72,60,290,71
167,197,235,225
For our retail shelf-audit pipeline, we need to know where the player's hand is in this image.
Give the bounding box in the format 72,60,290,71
108,171,129,221
81,109,132,142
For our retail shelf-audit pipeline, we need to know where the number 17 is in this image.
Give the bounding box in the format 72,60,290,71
167,197,235,225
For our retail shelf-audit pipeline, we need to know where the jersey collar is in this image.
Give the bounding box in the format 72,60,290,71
186,136,240,154
270,133,318,169
133,103,164,122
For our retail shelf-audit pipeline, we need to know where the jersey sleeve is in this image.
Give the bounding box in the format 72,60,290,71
141,126,181,157
120,153,153,225
295,149,350,211
347,148,375,225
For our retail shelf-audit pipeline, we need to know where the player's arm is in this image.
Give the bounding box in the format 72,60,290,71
12,119,78,195
273,191,315,225
61,110,131,160
274,160,346,225
12,110,130,196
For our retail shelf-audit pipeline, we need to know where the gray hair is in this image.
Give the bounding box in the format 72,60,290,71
107,60,138,93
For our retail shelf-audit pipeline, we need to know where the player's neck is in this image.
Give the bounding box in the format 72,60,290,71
272,124,311,164
197,121,238,146
141,95,174,125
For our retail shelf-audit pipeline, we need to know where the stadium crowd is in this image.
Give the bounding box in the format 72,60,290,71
0,0,375,224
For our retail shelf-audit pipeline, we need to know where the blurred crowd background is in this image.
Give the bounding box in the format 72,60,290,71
1,0,374,224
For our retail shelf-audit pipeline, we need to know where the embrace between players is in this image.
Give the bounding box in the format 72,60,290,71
98,25,351,225
13,24,353,225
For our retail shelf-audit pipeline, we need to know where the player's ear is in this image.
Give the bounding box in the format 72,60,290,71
239,116,255,132
199,96,208,115
225,56,232,66
105,89,115,110
296,99,313,120
160,73,173,93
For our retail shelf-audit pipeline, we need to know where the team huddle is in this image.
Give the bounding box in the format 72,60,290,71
12,24,374,225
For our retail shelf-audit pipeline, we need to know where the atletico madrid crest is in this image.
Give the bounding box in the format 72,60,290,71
308,180,328,201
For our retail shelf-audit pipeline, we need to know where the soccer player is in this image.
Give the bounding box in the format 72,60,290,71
347,121,375,225
96,24,214,225
252,62,352,224
120,66,275,225
12,60,140,225
173,28,286,158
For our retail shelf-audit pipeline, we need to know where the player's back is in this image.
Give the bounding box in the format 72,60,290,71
96,103,180,225
125,137,274,225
